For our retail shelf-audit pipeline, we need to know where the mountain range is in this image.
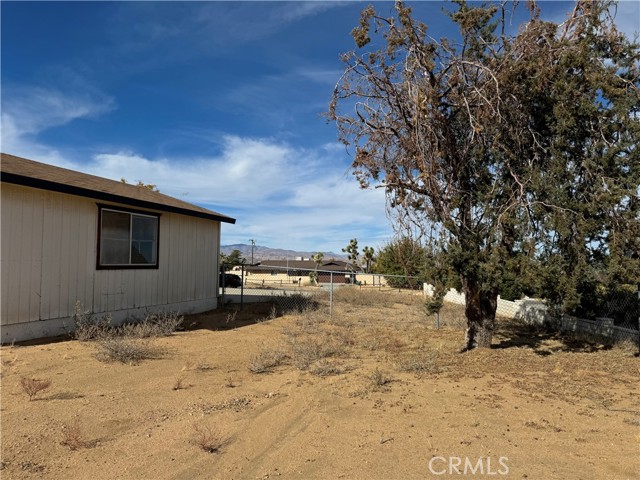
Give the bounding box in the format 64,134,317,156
221,244,347,262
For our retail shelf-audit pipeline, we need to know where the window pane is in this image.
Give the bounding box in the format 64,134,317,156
101,211,130,265
131,215,158,264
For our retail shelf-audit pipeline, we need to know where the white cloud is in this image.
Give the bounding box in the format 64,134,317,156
3,86,114,136
89,136,312,205
108,2,350,64
1,82,115,164
70,137,392,252
0,76,391,252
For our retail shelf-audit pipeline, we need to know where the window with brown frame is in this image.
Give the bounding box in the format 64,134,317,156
98,206,159,268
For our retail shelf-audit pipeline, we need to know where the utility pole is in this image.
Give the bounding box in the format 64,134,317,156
249,239,256,265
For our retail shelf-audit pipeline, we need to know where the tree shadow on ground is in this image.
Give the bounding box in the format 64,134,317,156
493,319,618,355
183,297,322,332
183,303,278,331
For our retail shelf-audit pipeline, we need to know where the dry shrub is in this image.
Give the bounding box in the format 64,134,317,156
191,423,225,453
383,335,407,354
61,419,92,450
73,302,182,342
332,287,397,308
94,337,159,365
360,328,387,351
182,358,212,371
329,327,356,348
173,376,187,390
117,311,183,338
20,376,52,401
248,348,287,374
225,310,237,324
310,359,347,377
396,350,441,375
369,368,393,390
288,335,344,370
295,309,329,332
1,355,18,376
72,302,112,341
432,302,467,329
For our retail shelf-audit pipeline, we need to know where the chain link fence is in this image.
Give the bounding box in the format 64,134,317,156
424,282,639,344
219,264,639,346
219,263,423,315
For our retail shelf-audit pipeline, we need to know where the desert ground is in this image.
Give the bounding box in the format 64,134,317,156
1,288,639,479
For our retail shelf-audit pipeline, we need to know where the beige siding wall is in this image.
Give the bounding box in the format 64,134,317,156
1,183,219,332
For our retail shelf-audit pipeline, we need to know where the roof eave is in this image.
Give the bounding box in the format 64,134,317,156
1,172,236,224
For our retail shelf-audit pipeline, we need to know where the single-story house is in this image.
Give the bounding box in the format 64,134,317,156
241,259,361,284
1,153,235,342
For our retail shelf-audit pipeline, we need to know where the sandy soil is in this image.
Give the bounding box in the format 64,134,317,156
1,291,639,480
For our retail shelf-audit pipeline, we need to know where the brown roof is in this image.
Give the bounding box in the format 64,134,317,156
248,260,358,272
0,153,235,224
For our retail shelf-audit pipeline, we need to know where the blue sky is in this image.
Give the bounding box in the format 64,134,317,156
2,1,638,253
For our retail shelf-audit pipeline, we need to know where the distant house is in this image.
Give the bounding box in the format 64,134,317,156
0,153,235,342
243,259,360,284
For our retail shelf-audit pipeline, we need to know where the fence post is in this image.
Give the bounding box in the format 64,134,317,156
330,272,334,318
220,263,226,310
637,287,640,356
240,264,244,311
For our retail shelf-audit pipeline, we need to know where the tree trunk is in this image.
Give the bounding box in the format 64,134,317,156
462,276,498,350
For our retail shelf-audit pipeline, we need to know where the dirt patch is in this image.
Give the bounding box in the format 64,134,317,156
1,294,638,479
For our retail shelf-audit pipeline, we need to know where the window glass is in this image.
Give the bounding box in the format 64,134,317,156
101,210,131,265
99,208,158,267
131,215,157,264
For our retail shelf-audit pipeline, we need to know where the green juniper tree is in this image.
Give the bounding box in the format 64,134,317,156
375,237,426,288
225,249,245,267
329,1,639,350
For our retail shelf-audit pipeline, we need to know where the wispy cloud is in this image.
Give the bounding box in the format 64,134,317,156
60,136,390,252
1,80,115,165
3,86,114,136
107,2,350,65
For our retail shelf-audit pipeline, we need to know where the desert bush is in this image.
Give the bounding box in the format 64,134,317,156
396,350,441,375
310,359,347,377
329,327,356,348
225,310,237,324
61,419,91,450
369,368,393,390
182,358,212,371
248,348,287,374
173,376,187,390
73,302,182,341
20,377,52,400
141,311,183,335
332,288,420,308
94,337,158,365
117,311,183,338
288,335,343,370
72,302,112,341
432,301,467,329
191,423,225,453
